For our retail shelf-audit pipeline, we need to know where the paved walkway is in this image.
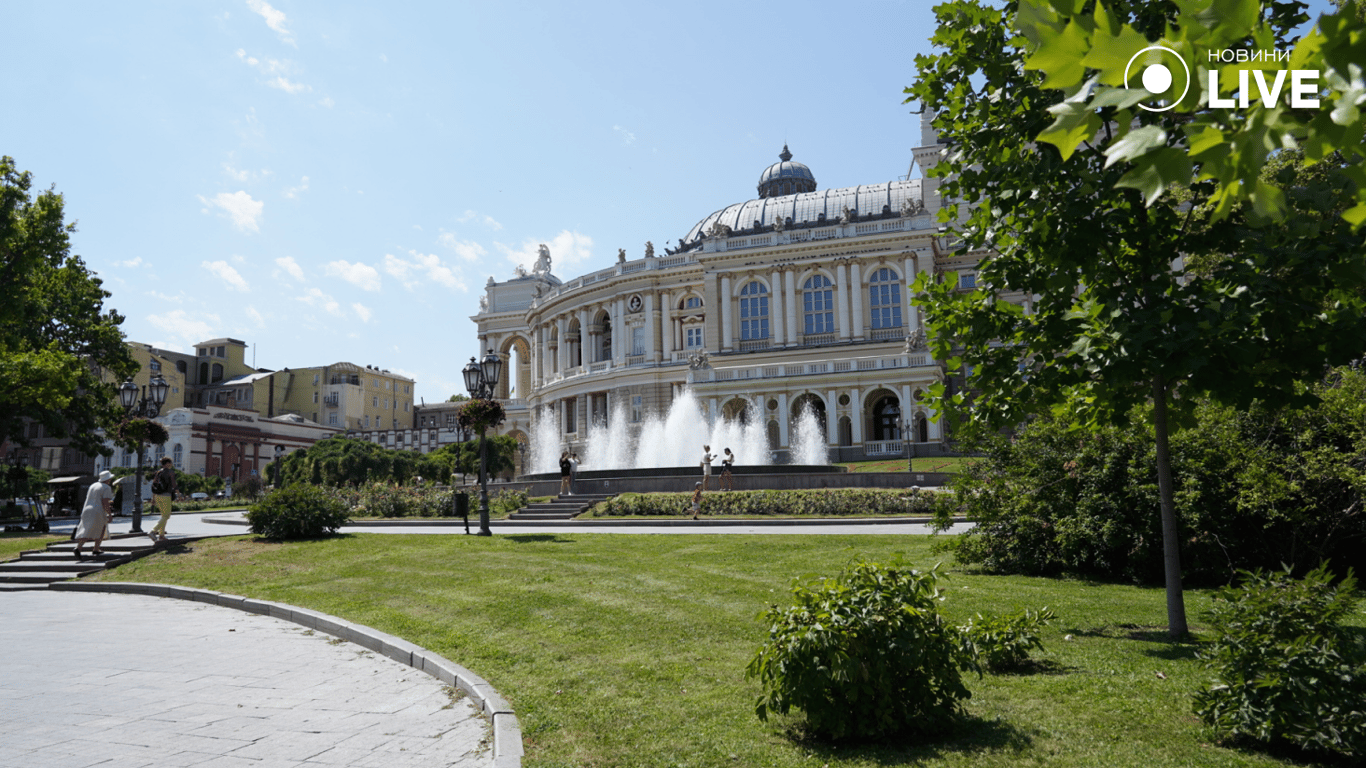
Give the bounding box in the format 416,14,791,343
0,591,493,768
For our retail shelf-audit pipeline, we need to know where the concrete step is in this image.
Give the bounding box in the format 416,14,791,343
508,494,615,520
0,570,92,584
0,561,107,574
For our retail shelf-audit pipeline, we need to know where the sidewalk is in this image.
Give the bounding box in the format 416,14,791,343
0,590,494,768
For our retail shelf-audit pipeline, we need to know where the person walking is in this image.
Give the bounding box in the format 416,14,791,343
700,445,714,491
720,448,734,491
691,482,703,520
149,457,177,542
569,452,580,494
559,451,572,496
73,470,115,559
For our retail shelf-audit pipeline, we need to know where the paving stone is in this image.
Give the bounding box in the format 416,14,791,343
0,591,494,767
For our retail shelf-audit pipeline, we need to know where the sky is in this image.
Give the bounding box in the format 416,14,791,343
4,0,1339,405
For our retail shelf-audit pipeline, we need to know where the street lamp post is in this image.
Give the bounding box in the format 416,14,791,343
119,374,169,533
461,350,503,537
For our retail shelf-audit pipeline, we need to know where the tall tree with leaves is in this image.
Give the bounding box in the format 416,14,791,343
0,156,136,456
906,0,1366,635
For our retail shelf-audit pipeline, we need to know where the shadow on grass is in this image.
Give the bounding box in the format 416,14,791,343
1061,623,1206,660
991,658,1077,676
791,715,1037,765
1212,734,1361,767
506,534,577,544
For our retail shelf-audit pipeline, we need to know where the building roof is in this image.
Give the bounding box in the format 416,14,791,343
680,178,923,253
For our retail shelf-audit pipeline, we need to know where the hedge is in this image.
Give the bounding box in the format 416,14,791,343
592,488,945,518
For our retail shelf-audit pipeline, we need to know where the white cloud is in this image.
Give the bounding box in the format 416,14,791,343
147,309,222,349
146,290,184,304
202,260,250,292
383,250,463,291
275,256,304,281
118,256,143,268
198,190,263,233
267,76,311,94
245,0,294,46
318,96,334,108
496,230,594,271
352,303,372,323
297,287,342,317
245,305,266,327
436,233,487,263
221,162,269,182
284,176,309,199
325,260,381,291
379,53,388,63
613,125,637,145
457,210,502,230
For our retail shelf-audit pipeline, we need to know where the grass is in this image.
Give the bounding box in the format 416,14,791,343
86,533,1364,767
0,531,65,561
839,457,982,474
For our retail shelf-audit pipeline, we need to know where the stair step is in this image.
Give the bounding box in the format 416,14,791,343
0,571,92,583
0,561,106,573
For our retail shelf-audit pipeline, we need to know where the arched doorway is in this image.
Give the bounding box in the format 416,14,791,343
871,395,902,441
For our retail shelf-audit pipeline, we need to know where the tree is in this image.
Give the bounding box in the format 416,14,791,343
0,156,137,456
905,0,1366,635
447,393,469,403
1018,0,1366,227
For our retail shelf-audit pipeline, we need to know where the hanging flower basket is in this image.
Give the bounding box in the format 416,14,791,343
456,398,506,433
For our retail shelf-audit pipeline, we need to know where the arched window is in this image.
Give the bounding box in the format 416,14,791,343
155,444,165,462
173,443,183,468
915,414,929,443
176,360,187,375
211,363,223,383
803,275,835,335
869,267,903,330
199,362,208,384
739,282,769,341
683,296,702,309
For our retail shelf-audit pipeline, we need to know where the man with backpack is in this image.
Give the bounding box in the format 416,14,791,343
149,457,177,542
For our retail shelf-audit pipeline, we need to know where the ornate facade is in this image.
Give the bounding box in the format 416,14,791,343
472,114,1000,464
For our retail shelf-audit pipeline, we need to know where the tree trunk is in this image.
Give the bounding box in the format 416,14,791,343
1152,375,1188,637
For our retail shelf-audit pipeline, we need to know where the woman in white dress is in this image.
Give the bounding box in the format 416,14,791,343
73,470,115,558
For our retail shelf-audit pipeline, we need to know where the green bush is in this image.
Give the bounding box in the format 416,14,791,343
490,489,529,516
746,560,976,741
934,366,1366,584
354,482,455,518
958,607,1055,672
596,488,945,518
246,484,350,540
1192,564,1366,758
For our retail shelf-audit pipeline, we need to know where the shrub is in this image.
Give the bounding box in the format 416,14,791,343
935,367,1366,584
746,560,976,741
958,607,1055,672
490,489,529,516
246,484,350,540
596,488,946,518
1192,564,1366,758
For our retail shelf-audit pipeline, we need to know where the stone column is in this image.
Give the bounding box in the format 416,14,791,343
719,273,733,352
614,297,626,365
905,255,920,333
777,392,790,448
577,308,590,367
556,317,567,374
849,387,863,444
835,264,851,340
646,291,658,363
770,269,785,346
784,270,798,346
663,291,675,359
825,389,838,447
850,262,865,341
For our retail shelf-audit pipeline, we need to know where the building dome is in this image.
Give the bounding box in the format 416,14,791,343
757,145,816,199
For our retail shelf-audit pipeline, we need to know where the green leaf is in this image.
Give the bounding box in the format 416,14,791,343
1104,125,1167,168
1023,18,1091,90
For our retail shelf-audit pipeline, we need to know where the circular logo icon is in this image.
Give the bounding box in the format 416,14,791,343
1124,46,1190,112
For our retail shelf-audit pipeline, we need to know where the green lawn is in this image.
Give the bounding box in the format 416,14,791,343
0,531,64,562
839,457,981,474
88,534,1359,767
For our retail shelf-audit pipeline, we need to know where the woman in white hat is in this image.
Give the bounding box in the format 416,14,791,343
73,470,115,558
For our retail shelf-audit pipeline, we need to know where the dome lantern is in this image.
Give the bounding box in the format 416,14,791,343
757,145,816,199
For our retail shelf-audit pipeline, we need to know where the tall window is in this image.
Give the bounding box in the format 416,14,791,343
172,443,183,468
739,281,769,341
685,327,704,349
631,326,644,356
803,275,835,335
631,395,643,423
869,267,903,329
684,296,702,309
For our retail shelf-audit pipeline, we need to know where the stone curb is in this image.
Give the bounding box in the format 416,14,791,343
202,514,966,529
48,580,521,767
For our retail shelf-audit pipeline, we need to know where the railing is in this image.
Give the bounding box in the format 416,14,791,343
800,333,837,346
589,362,609,373
626,355,646,366
870,326,904,341
738,339,771,353
865,440,904,456
322,396,339,407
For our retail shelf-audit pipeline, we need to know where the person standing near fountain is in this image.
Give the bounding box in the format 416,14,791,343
569,452,580,493
559,451,572,496
691,482,703,519
700,446,714,490
720,448,734,491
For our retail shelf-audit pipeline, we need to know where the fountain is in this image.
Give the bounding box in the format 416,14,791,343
527,388,829,471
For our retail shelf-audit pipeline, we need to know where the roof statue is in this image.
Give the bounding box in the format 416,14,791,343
514,264,528,277
840,206,854,224
644,241,655,259
901,197,925,217
618,248,627,263
479,294,489,312
904,328,928,352
532,244,552,276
